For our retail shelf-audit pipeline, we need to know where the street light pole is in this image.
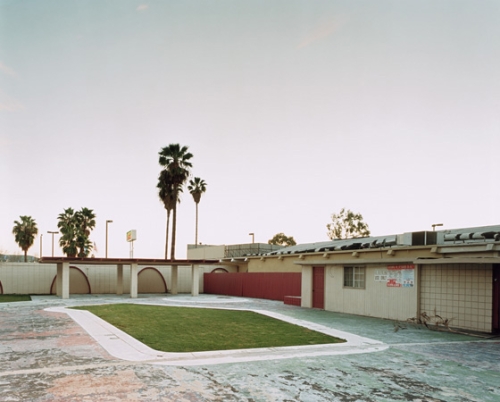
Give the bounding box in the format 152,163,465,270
39,233,43,259
105,220,113,258
47,231,58,257
432,223,443,232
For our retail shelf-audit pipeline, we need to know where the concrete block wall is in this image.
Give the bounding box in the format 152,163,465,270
420,264,493,333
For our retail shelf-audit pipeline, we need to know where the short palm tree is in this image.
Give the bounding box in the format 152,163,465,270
188,177,207,245
158,144,193,260
57,207,96,257
12,216,38,262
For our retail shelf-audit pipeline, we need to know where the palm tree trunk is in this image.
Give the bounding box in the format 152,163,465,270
171,204,177,261
195,202,199,246
24,250,27,263
165,211,170,259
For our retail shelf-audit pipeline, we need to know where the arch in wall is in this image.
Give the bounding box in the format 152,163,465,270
138,267,168,293
211,268,228,273
50,266,91,295
0,280,3,294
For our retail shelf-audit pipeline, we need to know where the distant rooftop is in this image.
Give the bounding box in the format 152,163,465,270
188,243,284,258
264,224,500,257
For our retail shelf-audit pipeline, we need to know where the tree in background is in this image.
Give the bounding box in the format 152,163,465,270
326,208,370,240
77,207,96,257
12,215,38,262
57,207,96,257
158,144,193,260
268,232,297,247
57,208,78,257
188,177,207,246
157,169,182,259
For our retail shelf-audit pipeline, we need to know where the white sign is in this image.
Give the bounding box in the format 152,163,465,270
126,230,137,242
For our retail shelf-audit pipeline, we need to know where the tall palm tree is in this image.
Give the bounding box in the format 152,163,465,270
12,216,38,262
158,144,193,260
76,208,96,257
188,177,207,246
157,169,182,259
58,208,78,257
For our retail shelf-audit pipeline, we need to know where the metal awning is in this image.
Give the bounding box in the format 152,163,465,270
294,257,500,266
294,258,414,266
413,257,500,265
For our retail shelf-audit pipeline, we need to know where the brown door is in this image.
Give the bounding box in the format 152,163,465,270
493,265,500,333
312,266,325,309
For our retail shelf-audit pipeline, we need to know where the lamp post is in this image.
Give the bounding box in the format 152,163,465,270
47,231,58,257
432,223,443,231
105,220,113,258
249,233,254,244
39,233,43,259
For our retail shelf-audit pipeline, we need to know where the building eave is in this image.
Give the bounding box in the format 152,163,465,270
294,257,414,266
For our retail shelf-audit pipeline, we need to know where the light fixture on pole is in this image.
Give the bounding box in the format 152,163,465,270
47,231,58,257
105,220,113,258
249,232,254,244
432,223,443,232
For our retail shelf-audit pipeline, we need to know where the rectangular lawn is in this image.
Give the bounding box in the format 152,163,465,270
73,304,344,352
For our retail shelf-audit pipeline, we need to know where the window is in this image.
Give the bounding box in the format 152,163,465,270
344,266,365,288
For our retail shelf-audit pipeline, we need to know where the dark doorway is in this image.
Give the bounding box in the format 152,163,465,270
493,265,500,333
312,266,325,309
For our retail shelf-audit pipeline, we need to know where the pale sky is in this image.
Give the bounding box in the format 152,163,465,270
1,1,499,259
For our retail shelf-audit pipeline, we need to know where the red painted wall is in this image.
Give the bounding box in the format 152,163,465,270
204,272,301,301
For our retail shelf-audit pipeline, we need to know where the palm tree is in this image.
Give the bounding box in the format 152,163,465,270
58,208,78,257
157,169,182,259
188,177,207,246
158,144,193,260
12,216,38,262
76,208,96,257
57,207,96,257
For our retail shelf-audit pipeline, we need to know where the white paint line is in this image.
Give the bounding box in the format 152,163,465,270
45,305,388,366
162,297,251,303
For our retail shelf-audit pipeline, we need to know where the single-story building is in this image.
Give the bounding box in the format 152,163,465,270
2,225,498,334
206,225,500,334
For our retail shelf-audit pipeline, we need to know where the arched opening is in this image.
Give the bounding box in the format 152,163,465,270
50,266,91,294
211,268,229,273
0,281,3,294
138,267,168,293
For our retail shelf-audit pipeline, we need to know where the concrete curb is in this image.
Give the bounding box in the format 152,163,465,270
46,304,388,366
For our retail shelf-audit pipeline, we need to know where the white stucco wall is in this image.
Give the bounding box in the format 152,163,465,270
323,265,418,321
0,263,211,295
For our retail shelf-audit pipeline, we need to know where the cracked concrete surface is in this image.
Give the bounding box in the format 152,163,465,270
1,294,499,401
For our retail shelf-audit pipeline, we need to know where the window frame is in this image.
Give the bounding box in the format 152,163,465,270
343,266,366,289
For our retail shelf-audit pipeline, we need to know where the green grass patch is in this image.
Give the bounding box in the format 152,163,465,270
73,304,345,352
0,294,31,303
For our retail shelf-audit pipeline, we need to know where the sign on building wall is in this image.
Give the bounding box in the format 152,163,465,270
374,269,388,282
386,264,415,288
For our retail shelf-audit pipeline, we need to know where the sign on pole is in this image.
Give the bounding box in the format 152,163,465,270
126,230,136,257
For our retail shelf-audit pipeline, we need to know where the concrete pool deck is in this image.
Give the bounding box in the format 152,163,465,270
1,294,499,401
